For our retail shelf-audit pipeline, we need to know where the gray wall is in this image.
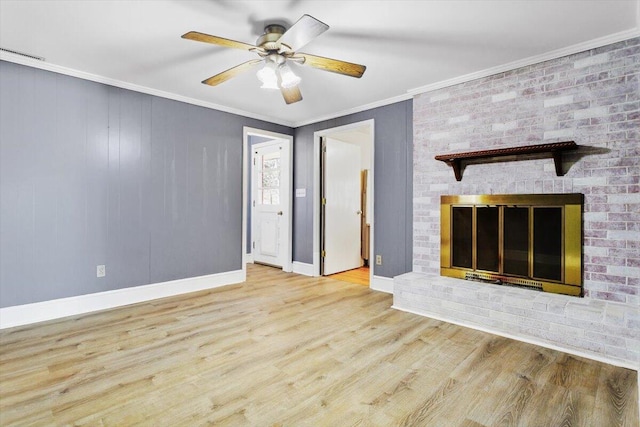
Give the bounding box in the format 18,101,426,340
0,60,291,307
293,100,413,278
0,59,412,308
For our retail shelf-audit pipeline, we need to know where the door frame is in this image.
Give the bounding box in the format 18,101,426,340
312,119,375,283
242,127,293,275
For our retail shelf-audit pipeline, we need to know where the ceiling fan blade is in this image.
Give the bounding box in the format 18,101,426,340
182,31,258,51
281,85,303,104
277,15,329,51
202,59,263,86
296,53,366,78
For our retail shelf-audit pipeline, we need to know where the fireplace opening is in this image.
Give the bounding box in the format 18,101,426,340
441,194,583,296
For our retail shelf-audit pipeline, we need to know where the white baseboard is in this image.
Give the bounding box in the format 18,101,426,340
0,269,245,330
292,261,315,276
245,253,254,264
392,304,639,372
371,275,394,294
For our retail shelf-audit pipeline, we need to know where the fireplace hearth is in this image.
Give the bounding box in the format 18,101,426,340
440,194,583,296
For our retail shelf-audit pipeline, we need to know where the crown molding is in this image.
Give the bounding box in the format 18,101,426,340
3,27,638,129
407,28,640,96
0,51,411,129
0,52,296,128
0,50,411,129
291,92,413,127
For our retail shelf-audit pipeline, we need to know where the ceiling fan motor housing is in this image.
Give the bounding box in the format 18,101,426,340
257,24,290,52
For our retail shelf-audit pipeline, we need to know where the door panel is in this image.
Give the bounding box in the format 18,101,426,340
259,216,279,257
323,138,362,275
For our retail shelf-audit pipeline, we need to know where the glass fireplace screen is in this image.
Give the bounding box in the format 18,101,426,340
441,194,583,296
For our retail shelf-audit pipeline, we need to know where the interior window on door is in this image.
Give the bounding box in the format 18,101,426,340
259,152,281,205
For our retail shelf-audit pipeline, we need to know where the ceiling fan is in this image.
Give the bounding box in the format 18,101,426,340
182,14,366,104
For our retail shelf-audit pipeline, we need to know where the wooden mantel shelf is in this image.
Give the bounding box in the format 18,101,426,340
434,141,579,181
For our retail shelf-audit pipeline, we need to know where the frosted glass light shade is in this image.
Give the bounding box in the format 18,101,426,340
256,63,279,89
279,63,301,88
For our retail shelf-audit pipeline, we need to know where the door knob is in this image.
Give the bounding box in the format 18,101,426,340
277,211,283,216
357,210,362,215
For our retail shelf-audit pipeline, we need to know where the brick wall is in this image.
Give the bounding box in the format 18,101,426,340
396,37,639,367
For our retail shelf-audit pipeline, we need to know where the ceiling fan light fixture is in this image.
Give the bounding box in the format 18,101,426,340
279,63,301,89
183,14,365,104
256,62,279,90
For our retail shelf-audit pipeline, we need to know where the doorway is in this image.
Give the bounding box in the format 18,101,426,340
243,127,293,274
313,120,374,286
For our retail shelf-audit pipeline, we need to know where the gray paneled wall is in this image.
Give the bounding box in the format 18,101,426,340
0,60,291,307
293,101,413,278
0,59,410,308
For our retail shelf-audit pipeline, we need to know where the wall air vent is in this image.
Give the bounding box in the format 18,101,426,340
0,47,45,61
464,272,543,291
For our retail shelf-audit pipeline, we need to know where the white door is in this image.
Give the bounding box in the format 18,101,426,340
252,141,290,267
322,137,363,275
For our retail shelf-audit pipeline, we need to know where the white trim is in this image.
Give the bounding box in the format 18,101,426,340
0,52,296,128
242,128,249,280
313,134,321,275
245,253,254,264
2,30,638,128
295,93,412,127
371,275,394,294
4,30,638,129
292,261,315,277
313,120,375,277
392,305,639,372
243,127,294,274
0,51,407,129
408,29,640,96
0,51,408,129
0,270,245,330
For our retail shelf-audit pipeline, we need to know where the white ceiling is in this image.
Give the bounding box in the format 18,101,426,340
1,1,638,127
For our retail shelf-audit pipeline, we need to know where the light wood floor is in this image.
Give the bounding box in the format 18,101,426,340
1,265,637,426
329,266,370,286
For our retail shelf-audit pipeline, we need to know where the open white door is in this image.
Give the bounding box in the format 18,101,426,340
252,140,290,267
322,137,363,275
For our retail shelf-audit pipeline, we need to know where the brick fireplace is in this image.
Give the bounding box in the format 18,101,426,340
394,37,639,367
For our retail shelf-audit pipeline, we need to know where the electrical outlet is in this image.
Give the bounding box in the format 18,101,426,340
97,265,106,278
375,255,382,265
